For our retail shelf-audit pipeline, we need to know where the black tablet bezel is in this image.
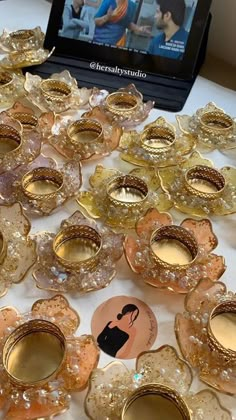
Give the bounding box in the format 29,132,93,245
44,0,211,80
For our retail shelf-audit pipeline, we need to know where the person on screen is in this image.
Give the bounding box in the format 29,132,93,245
148,0,188,59
82,0,101,37
60,0,90,39
93,0,151,47
97,304,139,358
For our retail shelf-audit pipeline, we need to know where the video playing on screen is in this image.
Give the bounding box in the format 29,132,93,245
59,0,198,60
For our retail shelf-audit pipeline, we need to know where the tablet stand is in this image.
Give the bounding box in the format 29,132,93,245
26,15,211,112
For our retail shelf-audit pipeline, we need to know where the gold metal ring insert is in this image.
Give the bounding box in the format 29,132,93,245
208,301,236,362
12,113,38,131
21,167,64,201
122,384,191,420
67,118,103,146
9,29,35,42
105,92,139,115
150,225,198,271
185,165,225,200
40,80,72,102
3,319,66,387
53,225,102,271
106,175,148,208
0,124,22,156
200,111,233,135
141,125,176,154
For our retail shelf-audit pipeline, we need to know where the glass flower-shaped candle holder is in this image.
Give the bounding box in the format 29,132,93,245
33,210,124,293
158,151,236,216
89,84,154,128
0,70,25,107
0,155,82,215
77,165,171,229
175,278,236,394
177,102,236,151
0,111,41,175
119,117,195,167
0,202,36,297
0,48,53,70
0,27,44,53
85,345,231,420
49,106,122,161
0,295,99,419
124,208,225,293
7,100,55,140
24,70,92,113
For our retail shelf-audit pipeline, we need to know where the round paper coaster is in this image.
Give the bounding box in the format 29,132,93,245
91,295,158,359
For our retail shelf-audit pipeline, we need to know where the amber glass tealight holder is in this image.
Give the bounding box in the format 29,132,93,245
0,26,44,53
89,84,154,128
119,116,195,168
124,208,225,293
176,278,236,394
0,295,99,419
49,108,122,161
9,29,35,49
0,111,42,174
85,345,231,420
77,165,171,229
24,70,92,113
158,151,236,216
176,102,236,151
0,155,82,215
33,210,124,293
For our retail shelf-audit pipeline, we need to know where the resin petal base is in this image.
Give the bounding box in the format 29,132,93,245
119,117,195,167
33,211,124,293
49,106,122,161
177,102,236,151
77,165,172,229
85,345,231,419
89,84,154,129
124,208,225,293
175,279,236,394
0,296,99,419
159,151,236,216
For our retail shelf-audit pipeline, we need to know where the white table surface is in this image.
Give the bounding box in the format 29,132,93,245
0,1,236,419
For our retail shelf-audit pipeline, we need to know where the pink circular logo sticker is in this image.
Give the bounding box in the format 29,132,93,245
91,296,158,359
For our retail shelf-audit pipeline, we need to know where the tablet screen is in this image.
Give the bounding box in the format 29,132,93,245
59,0,198,61
45,0,211,79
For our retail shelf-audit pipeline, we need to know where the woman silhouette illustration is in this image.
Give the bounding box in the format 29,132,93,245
97,304,139,358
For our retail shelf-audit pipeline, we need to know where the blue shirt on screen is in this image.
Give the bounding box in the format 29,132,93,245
93,0,136,45
148,27,188,59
